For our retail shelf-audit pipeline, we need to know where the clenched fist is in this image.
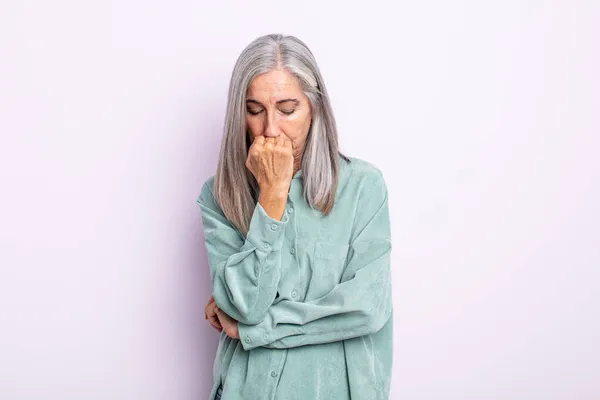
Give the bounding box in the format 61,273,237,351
246,135,294,193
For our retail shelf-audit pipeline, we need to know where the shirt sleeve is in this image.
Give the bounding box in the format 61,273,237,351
197,180,289,325
237,169,392,350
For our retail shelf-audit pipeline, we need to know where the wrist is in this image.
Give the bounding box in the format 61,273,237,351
258,190,288,221
259,185,289,200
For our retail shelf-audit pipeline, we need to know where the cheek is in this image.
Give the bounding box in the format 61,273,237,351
246,118,262,135
285,112,311,135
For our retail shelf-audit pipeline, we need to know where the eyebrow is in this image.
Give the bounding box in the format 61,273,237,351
246,98,300,106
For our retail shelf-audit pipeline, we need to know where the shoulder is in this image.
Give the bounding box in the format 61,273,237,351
342,155,387,192
341,156,390,238
196,175,216,207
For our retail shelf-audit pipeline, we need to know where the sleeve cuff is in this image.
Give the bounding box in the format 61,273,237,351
246,202,289,254
238,311,275,351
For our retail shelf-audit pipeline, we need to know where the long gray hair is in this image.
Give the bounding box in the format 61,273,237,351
212,33,348,236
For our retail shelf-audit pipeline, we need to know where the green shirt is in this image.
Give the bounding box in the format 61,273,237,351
197,155,393,400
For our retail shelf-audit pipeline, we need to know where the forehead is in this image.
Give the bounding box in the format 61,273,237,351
246,69,303,99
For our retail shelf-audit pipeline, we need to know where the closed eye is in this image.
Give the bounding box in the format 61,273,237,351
247,109,295,116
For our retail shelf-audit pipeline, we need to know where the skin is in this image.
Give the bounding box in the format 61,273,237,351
246,67,313,221
205,295,222,332
206,67,313,338
245,67,313,175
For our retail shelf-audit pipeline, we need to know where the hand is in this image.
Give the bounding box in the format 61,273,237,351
205,295,222,332
215,306,240,340
246,135,294,193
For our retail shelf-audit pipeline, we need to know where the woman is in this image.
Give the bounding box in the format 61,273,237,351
197,33,393,400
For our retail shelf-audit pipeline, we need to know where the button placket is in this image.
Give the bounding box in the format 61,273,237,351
285,198,299,266
268,346,287,387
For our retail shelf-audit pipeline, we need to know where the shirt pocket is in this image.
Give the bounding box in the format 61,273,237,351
306,242,350,299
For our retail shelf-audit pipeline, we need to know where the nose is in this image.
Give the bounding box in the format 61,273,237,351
264,111,280,138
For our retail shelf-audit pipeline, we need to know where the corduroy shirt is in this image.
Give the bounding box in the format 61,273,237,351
197,155,393,400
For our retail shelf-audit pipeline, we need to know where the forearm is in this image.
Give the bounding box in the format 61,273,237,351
212,190,288,324
199,183,290,325
237,170,393,350
211,236,284,325
238,241,393,349
258,186,289,221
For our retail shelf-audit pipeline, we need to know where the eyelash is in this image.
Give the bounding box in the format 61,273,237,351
247,109,295,116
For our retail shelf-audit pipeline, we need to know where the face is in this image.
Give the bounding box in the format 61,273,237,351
245,68,312,158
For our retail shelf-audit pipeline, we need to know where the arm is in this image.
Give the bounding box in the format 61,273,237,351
237,169,393,350
197,181,289,325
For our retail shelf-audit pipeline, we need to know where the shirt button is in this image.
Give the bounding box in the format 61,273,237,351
270,223,278,231
290,247,296,255
287,206,294,213
291,290,298,298
245,337,252,344
271,371,278,378
262,332,269,341
262,243,270,250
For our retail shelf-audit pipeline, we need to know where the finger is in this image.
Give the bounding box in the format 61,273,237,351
208,306,221,324
211,314,222,326
208,312,220,324
282,136,293,148
249,137,265,155
206,302,220,323
215,307,232,325
214,309,228,332
216,309,238,336
275,135,285,147
205,300,215,318
208,315,222,330
205,296,215,314
210,321,223,332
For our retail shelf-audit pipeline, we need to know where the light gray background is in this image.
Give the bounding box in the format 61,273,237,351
1,1,598,399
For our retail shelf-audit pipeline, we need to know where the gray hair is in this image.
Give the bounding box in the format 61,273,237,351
212,33,348,236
